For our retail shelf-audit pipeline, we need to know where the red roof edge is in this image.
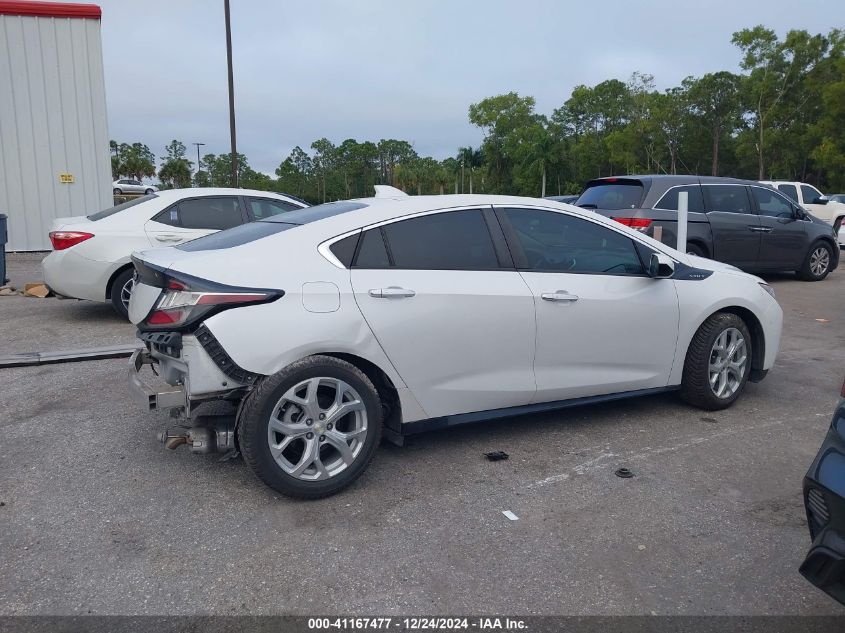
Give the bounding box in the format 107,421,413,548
0,1,101,19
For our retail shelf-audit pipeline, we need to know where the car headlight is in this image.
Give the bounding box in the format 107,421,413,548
759,282,776,299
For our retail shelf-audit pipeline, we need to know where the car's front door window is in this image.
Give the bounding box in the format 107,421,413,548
752,187,795,218
247,198,300,220
502,208,645,275
801,185,823,204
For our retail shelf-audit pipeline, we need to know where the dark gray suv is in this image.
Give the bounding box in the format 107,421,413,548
575,175,839,281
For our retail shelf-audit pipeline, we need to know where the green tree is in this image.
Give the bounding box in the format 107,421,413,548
685,72,741,175
732,26,831,179
158,140,193,189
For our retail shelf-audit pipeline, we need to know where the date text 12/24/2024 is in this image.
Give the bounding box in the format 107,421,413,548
307,618,528,630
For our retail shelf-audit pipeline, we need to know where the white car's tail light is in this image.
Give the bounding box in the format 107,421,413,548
133,258,283,330
49,231,94,250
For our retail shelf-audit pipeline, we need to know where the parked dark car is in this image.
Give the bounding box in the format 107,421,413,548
574,175,839,281
544,194,579,204
800,380,845,606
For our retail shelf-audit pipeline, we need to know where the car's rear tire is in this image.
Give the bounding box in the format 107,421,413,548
797,240,833,281
686,242,707,258
680,312,752,411
238,355,383,499
109,268,134,320
113,187,122,195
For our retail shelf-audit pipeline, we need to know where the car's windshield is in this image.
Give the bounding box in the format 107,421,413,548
87,194,157,220
576,180,644,210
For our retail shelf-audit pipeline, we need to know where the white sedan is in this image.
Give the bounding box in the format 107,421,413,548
113,179,157,195
128,190,783,498
43,188,307,318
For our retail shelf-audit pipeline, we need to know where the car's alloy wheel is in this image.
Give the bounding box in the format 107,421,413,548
267,377,368,481
120,275,135,313
109,268,136,320
145,188,155,195
238,355,382,498
680,312,752,410
809,246,830,277
798,241,834,281
708,327,747,399
113,188,122,195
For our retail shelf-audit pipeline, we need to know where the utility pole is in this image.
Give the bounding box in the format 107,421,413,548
224,0,238,188
192,142,205,182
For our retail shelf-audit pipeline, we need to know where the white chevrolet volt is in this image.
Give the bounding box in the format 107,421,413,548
42,188,307,318
128,189,783,498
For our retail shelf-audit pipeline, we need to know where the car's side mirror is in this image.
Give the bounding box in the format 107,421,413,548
812,195,829,205
648,253,675,279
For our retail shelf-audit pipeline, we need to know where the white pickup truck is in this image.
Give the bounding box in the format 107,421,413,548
762,181,845,246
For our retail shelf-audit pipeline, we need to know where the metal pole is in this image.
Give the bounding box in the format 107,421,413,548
192,142,205,179
224,0,238,188
677,191,688,252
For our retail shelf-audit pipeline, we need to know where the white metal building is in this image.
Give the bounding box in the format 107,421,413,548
0,1,111,251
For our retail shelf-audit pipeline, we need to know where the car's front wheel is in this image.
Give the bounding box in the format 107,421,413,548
798,241,833,281
113,187,122,195
238,355,382,498
680,312,752,411
145,188,155,195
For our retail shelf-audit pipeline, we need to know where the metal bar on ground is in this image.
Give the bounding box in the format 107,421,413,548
0,343,142,368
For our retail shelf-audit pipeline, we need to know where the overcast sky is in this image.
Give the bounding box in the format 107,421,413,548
98,0,837,175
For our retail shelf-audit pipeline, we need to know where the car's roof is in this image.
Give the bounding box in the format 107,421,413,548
589,174,759,186
152,187,300,200
261,193,625,237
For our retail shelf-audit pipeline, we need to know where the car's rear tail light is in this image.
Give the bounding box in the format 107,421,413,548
133,258,284,331
612,217,652,232
49,231,94,250
840,376,845,399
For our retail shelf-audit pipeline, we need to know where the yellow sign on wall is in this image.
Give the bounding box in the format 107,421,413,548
59,173,74,183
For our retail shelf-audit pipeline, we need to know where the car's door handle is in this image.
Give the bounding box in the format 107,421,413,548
155,234,184,243
748,226,772,233
368,287,416,298
541,291,579,302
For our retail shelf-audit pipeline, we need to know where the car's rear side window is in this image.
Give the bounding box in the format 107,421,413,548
703,185,752,214
153,197,244,230
381,209,499,270
355,228,391,268
329,233,360,267
576,180,644,210
87,194,157,220
653,185,705,212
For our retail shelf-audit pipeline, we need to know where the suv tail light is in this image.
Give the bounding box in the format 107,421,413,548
133,257,283,331
49,231,94,250
612,217,652,232
840,376,845,399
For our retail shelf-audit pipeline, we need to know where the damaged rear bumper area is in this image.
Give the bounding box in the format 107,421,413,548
128,326,260,455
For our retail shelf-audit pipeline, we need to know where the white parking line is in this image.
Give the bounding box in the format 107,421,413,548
527,413,828,489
